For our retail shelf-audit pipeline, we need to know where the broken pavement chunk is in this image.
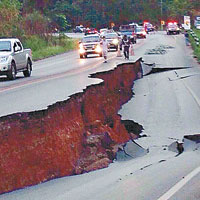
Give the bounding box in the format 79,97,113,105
183,134,200,151
116,140,148,161
168,141,184,155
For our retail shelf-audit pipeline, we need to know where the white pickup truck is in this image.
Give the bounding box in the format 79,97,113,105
0,38,32,80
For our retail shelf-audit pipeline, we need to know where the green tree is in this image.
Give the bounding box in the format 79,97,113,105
0,0,22,37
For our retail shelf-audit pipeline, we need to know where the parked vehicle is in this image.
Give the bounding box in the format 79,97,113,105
119,24,137,43
146,23,154,33
104,32,119,51
136,26,147,38
0,38,32,80
79,34,102,58
166,22,180,35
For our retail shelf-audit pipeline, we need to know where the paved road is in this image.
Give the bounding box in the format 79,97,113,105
1,32,200,200
0,35,146,117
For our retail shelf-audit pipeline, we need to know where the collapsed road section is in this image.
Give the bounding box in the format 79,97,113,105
0,59,144,194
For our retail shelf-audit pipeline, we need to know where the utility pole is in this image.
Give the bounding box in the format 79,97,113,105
161,0,163,30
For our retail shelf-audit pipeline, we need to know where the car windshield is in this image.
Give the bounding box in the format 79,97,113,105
120,25,135,31
168,24,177,28
82,36,100,43
0,41,11,51
105,34,117,39
120,31,132,36
136,27,145,32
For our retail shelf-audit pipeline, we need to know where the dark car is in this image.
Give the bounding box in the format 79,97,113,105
73,25,85,33
104,32,119,51
119,24,137,43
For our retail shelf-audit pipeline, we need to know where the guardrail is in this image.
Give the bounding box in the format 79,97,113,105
189,29,200,46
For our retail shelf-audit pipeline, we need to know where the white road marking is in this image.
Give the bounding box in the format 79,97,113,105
157,166,200,200
181,79,200,109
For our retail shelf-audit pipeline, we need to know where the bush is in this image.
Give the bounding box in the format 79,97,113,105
23,35,48,51
22,34,78,61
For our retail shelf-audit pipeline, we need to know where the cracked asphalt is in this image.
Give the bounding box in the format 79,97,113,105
1,31,200,200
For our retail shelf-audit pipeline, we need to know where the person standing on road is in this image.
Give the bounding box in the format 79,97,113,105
101,36,109,63
184,30,189,46
122,35,130,59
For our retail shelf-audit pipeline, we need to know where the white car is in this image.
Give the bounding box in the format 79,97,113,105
136,26,147,38
79,34,102,58
0,38,32,80
166,22,180,35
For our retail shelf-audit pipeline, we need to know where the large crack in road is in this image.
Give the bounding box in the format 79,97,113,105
0,59,144,195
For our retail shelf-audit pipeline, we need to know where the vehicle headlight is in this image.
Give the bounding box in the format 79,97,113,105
0,56,9,63
95,45,102,53
112,39,119,45
79,48,85,54
79,43,84,49
79,44,85,54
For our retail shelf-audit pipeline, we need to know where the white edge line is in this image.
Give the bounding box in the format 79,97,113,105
181,79,200,108
157,166,200,200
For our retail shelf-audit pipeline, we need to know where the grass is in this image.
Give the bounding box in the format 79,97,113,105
22,34,78,61
189,29,200,62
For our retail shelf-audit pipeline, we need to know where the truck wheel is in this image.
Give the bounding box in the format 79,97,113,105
23,61,32,77
7,62,16,80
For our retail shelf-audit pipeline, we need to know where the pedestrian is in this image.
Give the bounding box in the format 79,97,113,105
184,30,189,46
130,43,134,56
101,36,109,63
129,37,134,57
122,35,130,59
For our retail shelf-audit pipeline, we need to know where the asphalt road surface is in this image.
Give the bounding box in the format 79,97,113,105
1,31,200,200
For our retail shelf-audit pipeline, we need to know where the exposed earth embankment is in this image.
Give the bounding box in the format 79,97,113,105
0,59,142,194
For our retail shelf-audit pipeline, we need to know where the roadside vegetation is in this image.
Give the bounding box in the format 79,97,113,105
190,29,200,62
22,35,78,61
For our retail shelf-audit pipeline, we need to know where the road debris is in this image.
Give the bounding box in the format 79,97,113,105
145,45,174,55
